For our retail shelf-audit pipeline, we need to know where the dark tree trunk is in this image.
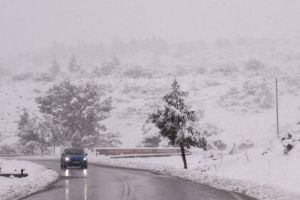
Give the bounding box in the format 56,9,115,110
180,143,187,169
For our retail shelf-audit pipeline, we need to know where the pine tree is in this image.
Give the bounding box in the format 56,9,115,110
18,113,51,155
42,114,64,155
68,55,81,73
49,58,60,75
18,109,30,130
149,80,207,169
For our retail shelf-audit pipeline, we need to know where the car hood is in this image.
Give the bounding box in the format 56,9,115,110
66,155,85,158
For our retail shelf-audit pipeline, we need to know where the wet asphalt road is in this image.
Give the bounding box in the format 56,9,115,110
23,160,256,200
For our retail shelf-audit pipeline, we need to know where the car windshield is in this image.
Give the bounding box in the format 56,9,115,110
64,149,84,155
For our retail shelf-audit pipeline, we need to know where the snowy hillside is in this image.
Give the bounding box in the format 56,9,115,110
1,38,300,149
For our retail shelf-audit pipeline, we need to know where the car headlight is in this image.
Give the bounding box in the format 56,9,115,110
65,157,70,161
83,157,87,161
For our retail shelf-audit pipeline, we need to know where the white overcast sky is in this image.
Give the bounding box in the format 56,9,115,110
1,0,300,56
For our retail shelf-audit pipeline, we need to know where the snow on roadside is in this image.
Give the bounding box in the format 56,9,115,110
89,148,300,200
0,158,59,200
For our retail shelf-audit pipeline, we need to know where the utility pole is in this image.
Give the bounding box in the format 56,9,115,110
275,78,279,137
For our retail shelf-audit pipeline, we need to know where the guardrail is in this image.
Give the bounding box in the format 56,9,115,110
110,152,191,159
95,148,190,157
0,154,22,157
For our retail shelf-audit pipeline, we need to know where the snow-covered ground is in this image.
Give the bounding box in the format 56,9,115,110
87,145,300,200
15,139,300,200
0,158,59,200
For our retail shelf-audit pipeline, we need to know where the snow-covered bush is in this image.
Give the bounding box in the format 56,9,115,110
122,84,143,95
98,132,122,147
12,72,33,82
203,123,222,136
211,65,238,76
244,59,265,71
281,133,296,154
205,80,220,87
33,73,55,82
173,65,192,76
93,55,120,77
283,77,300,95
123,66,153,79
33,88,41,94
238,140,254,151
141,122,161,147
212,140,227,150
93,63,117,77
0,144,17,154
142,135,161,147
219,80,274,113
196,67,207,75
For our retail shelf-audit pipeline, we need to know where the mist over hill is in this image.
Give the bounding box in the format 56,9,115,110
1,38,300,147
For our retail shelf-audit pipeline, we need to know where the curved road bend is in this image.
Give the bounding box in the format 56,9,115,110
22,160,256,200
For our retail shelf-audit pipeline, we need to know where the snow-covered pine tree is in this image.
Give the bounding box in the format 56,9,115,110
42,114,65,155
49,58,60,75
98,132,122,147
36,81,113,149
149,79,207,169
18,113,51,155
18,108,30,130
68,55,81,73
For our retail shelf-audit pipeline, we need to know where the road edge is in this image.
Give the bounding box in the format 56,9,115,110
0,159,59,200
88,159,256,200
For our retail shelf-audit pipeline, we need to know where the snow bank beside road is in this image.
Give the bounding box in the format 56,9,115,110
89,148,300,200
0,158,59,200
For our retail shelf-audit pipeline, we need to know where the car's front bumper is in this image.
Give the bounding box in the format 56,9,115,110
65,160,87,167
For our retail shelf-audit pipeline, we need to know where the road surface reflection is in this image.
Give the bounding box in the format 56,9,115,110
63,169,88,200
65,179,69,200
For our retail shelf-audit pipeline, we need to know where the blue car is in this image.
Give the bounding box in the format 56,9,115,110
60,148,88,169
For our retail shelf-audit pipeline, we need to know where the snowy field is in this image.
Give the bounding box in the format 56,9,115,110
0,158,59,200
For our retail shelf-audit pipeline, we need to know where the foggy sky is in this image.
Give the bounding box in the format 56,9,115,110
1,0,300,56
